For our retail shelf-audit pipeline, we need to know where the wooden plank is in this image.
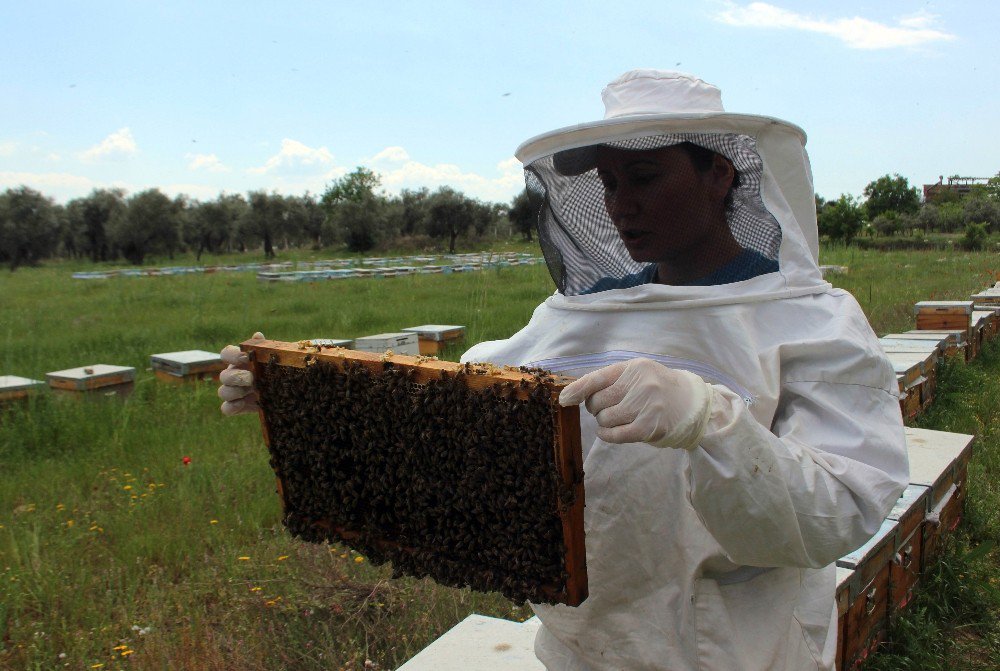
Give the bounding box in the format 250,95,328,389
241,339,588,606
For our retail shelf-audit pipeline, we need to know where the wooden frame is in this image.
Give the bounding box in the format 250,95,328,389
241,338,588,606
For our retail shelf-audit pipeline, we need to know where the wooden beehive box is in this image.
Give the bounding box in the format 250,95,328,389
402,325,466,355
905,427,974,566
970,289,1000,307
902,329,970,361
884,332,962,360
914,301,974,331
838,518,897,669
150,350,226,383
242,339,588,606
885,484,930,613
0,375,46,403
46,364,135,396
972,307,1000,343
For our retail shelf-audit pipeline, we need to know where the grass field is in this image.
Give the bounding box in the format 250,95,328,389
1,246,999,670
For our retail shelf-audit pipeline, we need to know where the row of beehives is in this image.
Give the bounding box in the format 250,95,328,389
832,284,999,670
70,252,540,280
0,325,468,401
256,255,543,282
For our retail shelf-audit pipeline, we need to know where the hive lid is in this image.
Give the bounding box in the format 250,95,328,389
46,364,136,380
305,338,354,347
905,427,974,488
0,375,46,391
878,339,941,353
150,350,222,365
905,329,968,344
883,332,953,345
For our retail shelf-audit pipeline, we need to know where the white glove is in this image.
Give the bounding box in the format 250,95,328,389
558,358,715,450
218,332,265,416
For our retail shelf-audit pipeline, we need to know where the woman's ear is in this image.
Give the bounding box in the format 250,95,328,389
708,154,736,199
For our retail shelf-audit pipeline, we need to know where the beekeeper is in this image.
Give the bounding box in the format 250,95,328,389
456,70,909,670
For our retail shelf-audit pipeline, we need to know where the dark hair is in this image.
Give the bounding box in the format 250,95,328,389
677,142,741,208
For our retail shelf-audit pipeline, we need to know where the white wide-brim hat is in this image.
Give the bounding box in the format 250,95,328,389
515,69,806,173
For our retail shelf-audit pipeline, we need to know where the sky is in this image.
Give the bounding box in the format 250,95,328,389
1,1,997,206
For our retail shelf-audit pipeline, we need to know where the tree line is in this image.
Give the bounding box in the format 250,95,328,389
817,173,1000,249
0,167,538,271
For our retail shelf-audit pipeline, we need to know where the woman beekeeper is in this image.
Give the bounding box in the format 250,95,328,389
456,69,909,670
219,69,909,670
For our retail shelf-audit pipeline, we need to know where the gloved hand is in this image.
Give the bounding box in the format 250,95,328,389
218,332,265,416
558,358,715,450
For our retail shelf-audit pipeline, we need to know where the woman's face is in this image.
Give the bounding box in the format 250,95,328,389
595,145,731,264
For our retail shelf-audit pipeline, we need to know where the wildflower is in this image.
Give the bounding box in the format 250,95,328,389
277,555,289,561
120,650,134,657
238,556,250,561
123,485,132,491
210,520,219,525
91,665,104,669
113,645,128,651
182,456,192,466
354,556,364,564
56,504,65,511
66,520,75,528
251,586,262,592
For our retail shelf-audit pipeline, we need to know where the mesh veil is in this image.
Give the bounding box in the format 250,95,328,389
525,133,782,296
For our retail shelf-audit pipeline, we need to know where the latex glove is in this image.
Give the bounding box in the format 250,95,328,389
218,332,265,416
558,358,714,450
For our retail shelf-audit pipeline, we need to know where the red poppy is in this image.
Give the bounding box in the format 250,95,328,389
182,456,192,466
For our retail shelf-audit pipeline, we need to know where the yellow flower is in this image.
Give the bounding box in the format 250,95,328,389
66,520,75,528
210,520,218,525
354,556,364,564
120,650,134,657
123,485,132,491
251,586,262,592
56,503,66,511
277,555,289,561
91,665,104,669
238,556,250,561
113,645,128,651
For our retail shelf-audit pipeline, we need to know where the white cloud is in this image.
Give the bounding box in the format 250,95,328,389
0,170,103,202
187,153,230,173
374,155,523,202
370,146,410,163
79,127,138,161
248,138,333,175
713,2,955,50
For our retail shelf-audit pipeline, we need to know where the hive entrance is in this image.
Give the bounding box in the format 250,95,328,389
243,340,587,606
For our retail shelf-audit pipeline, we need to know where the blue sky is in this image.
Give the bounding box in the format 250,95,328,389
1,1,996,205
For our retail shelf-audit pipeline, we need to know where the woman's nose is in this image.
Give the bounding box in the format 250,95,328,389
606,188,638,221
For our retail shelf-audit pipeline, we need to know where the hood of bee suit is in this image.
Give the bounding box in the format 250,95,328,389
515,69,828,304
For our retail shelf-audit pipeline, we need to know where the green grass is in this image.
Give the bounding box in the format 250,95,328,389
1,246,999,669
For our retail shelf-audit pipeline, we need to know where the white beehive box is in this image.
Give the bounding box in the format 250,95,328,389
403,324,467,355
0,375,46,402
46,364,136,394
353,332,420,356
150,350,226,382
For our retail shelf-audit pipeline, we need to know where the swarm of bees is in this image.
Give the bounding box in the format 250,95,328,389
255,357,574,604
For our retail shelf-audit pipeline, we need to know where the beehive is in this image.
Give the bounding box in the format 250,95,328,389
837,518,896,669
901,329,969,361
402,325,466,355
150,350,226,383
885,484,930,613
905,427,973,564
46,364,136,396
0,375,46,402
354,332,420,356
242,339,587,606
913,301,974,331
884,332,962,360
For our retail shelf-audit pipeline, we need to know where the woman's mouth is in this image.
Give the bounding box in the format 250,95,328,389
619,229,648,244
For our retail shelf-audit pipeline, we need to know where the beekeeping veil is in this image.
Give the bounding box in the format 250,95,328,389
517,70,823,296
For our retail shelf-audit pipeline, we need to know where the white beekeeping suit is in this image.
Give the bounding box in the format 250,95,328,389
462,70,908,670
